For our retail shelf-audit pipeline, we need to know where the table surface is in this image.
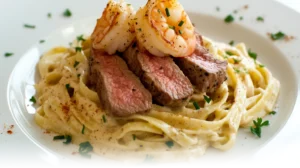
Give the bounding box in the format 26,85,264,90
0,0,300,168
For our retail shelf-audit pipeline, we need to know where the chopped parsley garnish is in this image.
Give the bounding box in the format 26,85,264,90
216,6,220,11
24,24,36,29
204,95,212,104
53,135,65,140
127,4,131,6
224,15,234,23
66,84,74,97
134,155,158,168
102,115,107,123
79,141,93,158
165,8,170,17
77,34,86,42
226,51,234,56
157,9,161,13
239,16,244,20
4,52,13,57
234,68,241,73
75,47,82,52
229,40,234,46
248,49,257,60
169,25,175,30
39,40,45,43
259,64,265,68
132,134,136,140
53,135,72,144
269,111,277,115
63,9,72,17
74,61,80,68
63,135,72,144
250,118,269,138
30,96,36,104
233,58,241,64
47,13,52,18
179,30,183,34
165,141,174,148
257,16,264,22
270,31,285,41
178,21,184,27
193,102,200,110
81,125,85,134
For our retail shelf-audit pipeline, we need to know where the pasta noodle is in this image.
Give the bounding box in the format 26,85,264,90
34,35,280,160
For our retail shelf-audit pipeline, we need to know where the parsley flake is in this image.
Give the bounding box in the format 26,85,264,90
75,47,82,52
66,84,74,97
270,31,285,41
248,49,257,60
234,68,241,73
102,115,107,123
233,58,241,64
4,52,13,57
259,64,265,68
250,118,269,138
257,16,264,22
204,95,212,104
30,96,36,104
39,40,45,43
269,111,277,115
47,13,52,18
74,61,80,68
81,124,85,134
77,35,86,42
224,15,234,23
216,6,220,12
165,141,174,148
229,40,234,46
169,25,175,30
226,51,234,56
63,9,72,17
79,141,93,158
132,134,136,140
53,135,65,140
193,102,200,110
165,8,170,17
179,30,183,34
53,135,72,144
63,135,72,144
178,21,184,27
24,24,36,29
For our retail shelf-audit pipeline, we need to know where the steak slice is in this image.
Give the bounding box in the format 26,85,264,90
89,48,152,117
174,34,228,93
123,43,194,107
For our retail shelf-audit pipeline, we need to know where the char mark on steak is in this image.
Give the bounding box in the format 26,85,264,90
123,43,194,107
174,34,228,93
89,48,152,117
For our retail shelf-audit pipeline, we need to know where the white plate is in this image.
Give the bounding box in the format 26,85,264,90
2,0,300,167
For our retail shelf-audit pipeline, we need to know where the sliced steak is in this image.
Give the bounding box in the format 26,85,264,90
174,34,228,93
123,43,194,107
89,48,152,117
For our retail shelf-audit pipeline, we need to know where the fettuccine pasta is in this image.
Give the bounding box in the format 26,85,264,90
34,35,280,160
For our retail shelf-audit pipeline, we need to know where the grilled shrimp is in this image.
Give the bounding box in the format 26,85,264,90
91,0,135,55
135,0,196,57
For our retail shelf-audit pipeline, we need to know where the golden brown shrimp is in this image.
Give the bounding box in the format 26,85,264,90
91,0,135,55
135,0,196,57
